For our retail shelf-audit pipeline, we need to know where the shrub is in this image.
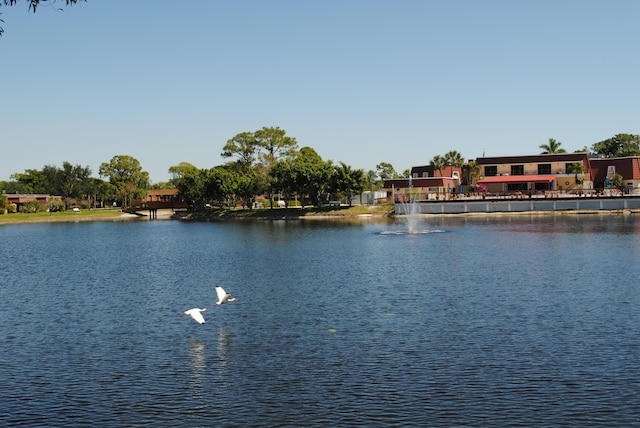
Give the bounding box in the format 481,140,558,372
22,200,43,213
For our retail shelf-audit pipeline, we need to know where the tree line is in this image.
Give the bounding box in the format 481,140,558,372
0,127,408,211
2,129,639,213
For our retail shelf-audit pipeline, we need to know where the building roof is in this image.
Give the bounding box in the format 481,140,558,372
383,177,457,188
477,175,557,184
147,189,179,196
476,153,588,165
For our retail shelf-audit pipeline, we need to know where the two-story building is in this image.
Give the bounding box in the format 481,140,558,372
475,153,592,195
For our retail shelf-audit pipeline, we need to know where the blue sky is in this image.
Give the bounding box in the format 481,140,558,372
2,0,639,183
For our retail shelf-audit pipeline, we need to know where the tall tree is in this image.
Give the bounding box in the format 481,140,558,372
429,155,445,177
221,132,259,173
168,162,198,180
539,138,566,154
254,126,298,209
590,133,640,158
254,126,298,166
292,147,333,207
99,155,149,208
10,169,47,194
59,162,92,199
462,161,481,187
330,162,366,206
376,162,397,181
270,158,297,206
174,167,209,208
444,150,465,177
365,170,378,191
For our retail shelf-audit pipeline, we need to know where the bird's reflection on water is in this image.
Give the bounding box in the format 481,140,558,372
187,339,206,396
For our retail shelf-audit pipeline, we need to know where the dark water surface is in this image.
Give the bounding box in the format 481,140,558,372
1,215,640,427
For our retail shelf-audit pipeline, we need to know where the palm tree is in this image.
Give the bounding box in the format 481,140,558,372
444,150,465,177
540,138,566,154
429,155,445,177
462,161,481,187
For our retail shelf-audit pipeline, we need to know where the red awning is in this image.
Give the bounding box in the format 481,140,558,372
477,175,556,184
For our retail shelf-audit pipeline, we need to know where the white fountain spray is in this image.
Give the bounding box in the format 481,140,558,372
401,175,420,233
382,176,445,235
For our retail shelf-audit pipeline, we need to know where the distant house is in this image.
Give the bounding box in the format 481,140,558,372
145,189,180,203
140,189,188,210
3,194,53,212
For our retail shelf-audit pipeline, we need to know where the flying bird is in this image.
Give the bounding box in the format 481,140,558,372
214,286,237,306
181,308,209,324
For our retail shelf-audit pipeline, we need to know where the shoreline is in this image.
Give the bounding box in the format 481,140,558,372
1,206,639,226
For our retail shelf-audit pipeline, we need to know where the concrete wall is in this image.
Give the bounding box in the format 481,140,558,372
395,196,640,215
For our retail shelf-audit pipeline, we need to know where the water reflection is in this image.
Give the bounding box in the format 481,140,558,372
187,339,206,396
216,328,235,365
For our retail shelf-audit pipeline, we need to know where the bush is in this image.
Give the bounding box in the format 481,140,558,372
22,200,43,213
48,199,65,212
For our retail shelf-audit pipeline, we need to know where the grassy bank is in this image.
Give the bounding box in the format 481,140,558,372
0,209,138,225
174,204,396,221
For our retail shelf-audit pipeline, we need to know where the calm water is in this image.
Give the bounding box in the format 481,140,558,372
1,214,640,427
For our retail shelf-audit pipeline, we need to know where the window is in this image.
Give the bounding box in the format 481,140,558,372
511,165,524,175
422,172,429,177
538,164,552,175
484,166,497,176
507,183,528,191
534,182,550,191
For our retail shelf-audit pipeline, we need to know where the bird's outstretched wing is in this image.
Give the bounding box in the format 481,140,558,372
215,286,229,304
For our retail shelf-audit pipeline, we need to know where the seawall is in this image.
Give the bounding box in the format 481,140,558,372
395,196,640,215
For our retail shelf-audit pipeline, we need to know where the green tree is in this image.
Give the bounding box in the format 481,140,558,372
255,126,298,167
175,167,209,208
255,126,298,208
462,160,481,187
376,162,397,181
221,132,260,174
168,162,198,180
364,170,379,191
270,158,297,206
292,147,333,207
10,169,47,194
208,166,245,208
59,162,92,199
539,138,566,154
590,133,640,158
330,162,366,206
444,150,465,177
98,155,149,208
84,177,113,208
0,179,25,194
429,155,445,177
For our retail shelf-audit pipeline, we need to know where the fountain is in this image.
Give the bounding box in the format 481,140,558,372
381,177,445,235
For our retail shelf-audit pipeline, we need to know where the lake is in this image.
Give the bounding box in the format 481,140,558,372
1,214,640,427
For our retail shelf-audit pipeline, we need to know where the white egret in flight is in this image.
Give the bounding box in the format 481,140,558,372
181,308,209,324
214,286,237,306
